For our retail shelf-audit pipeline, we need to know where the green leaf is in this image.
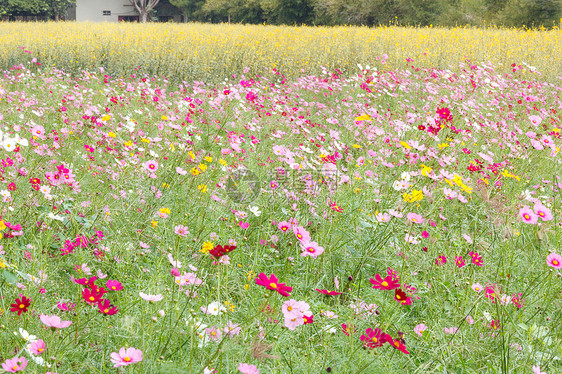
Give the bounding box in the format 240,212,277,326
3,269,18,284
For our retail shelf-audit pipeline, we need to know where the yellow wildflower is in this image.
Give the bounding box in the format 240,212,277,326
355,114,372,122
188,151,196,160
159,208,171,215
0,220,6,230
199,164,207,172
108,132,116,138
198,184,208,193
352,144,362,149
200,241,214,254
219,158,227,166
161,115,168,120
204,156,213,162
420,164,432,177
151,220,158,229
141,138,150,143
190,168,201,176
399,141,411,149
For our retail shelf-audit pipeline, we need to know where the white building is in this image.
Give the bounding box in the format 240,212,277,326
73,0,181,22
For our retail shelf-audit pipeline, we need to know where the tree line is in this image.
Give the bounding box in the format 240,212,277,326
1,0,560,28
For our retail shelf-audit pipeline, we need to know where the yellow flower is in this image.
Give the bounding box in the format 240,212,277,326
352,144,362,149
0,258,6,269
460,183,473,194
219,158,227,166
159,208,171,215
161,115,168,120
452,174,463,186
0,220,6,231
141,138,150,143
151,220,158,229
244,284,250,290
188,151,196,160
438,143,449,149
190,168,201,176
355,114,372,122
198,184,208,193
161,183,170,188
102,114,111,122
403,189,423,203
205,156,213,162
420,165,432,177
124,140,133,147
480,178,489,185
399,141,411,149
200,241,214,254
199,164,207,172
246,270,256,281
108,132,116,138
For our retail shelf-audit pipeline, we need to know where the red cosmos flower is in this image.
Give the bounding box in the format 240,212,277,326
328,201,343,213
394,289,412,305
303,312,314,324
437,107,452,121
209,245,236,259
315,289,342,296
7,182,16,191
511,293,524,309
369,274,400,290
360,328,385,349
385,334,410,354
29,177,41,185
82,288,104,305
255,273,292,297
341,323,357,336
98,299,119,315
10,295,32,316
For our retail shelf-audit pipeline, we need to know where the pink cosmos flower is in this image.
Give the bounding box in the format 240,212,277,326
206,326,222,341
28,339,46,355
292,226,311,242
466,315,474,324
444,327,459,334
414,323,427,337
534,204,553,221
1,357,28,372
407,212,424,224
139,292,163,302
532,366,546,374
472,283,483,292
238,363,260,374
299,240,324,258
519,206,538,224
546,252,562,269
144,160,158,172
110,347,143,368
39,315,72,329
174,225,190,236
224,321,241,337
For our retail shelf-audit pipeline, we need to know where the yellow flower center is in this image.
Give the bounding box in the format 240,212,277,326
553,260,559,266
104,309,109,313
287,306,292,311
269,283,277,289
38,348,44,352
112,286,116,290
19,304,25,309
372,337,377,342
381,281,388,287
124,357,131,362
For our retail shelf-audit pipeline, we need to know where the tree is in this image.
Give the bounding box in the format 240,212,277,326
169,0,205,22
129,0,161,22
47,0,76,20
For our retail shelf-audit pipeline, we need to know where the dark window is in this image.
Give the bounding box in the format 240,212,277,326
103,10,111,16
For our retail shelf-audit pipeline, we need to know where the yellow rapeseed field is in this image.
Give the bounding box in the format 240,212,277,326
0,22,560,81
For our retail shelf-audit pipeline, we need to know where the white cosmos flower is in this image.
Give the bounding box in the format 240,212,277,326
17,328,37,343
3,138,16,151
248,206,262,216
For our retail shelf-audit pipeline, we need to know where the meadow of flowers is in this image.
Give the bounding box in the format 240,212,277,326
0,32,561,374
0,22,561,83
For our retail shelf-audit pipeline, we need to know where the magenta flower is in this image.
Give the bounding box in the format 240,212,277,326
28,339,46,355
39,315,72,329
238,363,260,374
455,256,465,268
519,206,538,224
110,347,143,368
1,357,28,372
547,252,562,269
255,273,292,297
106,280,123,291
